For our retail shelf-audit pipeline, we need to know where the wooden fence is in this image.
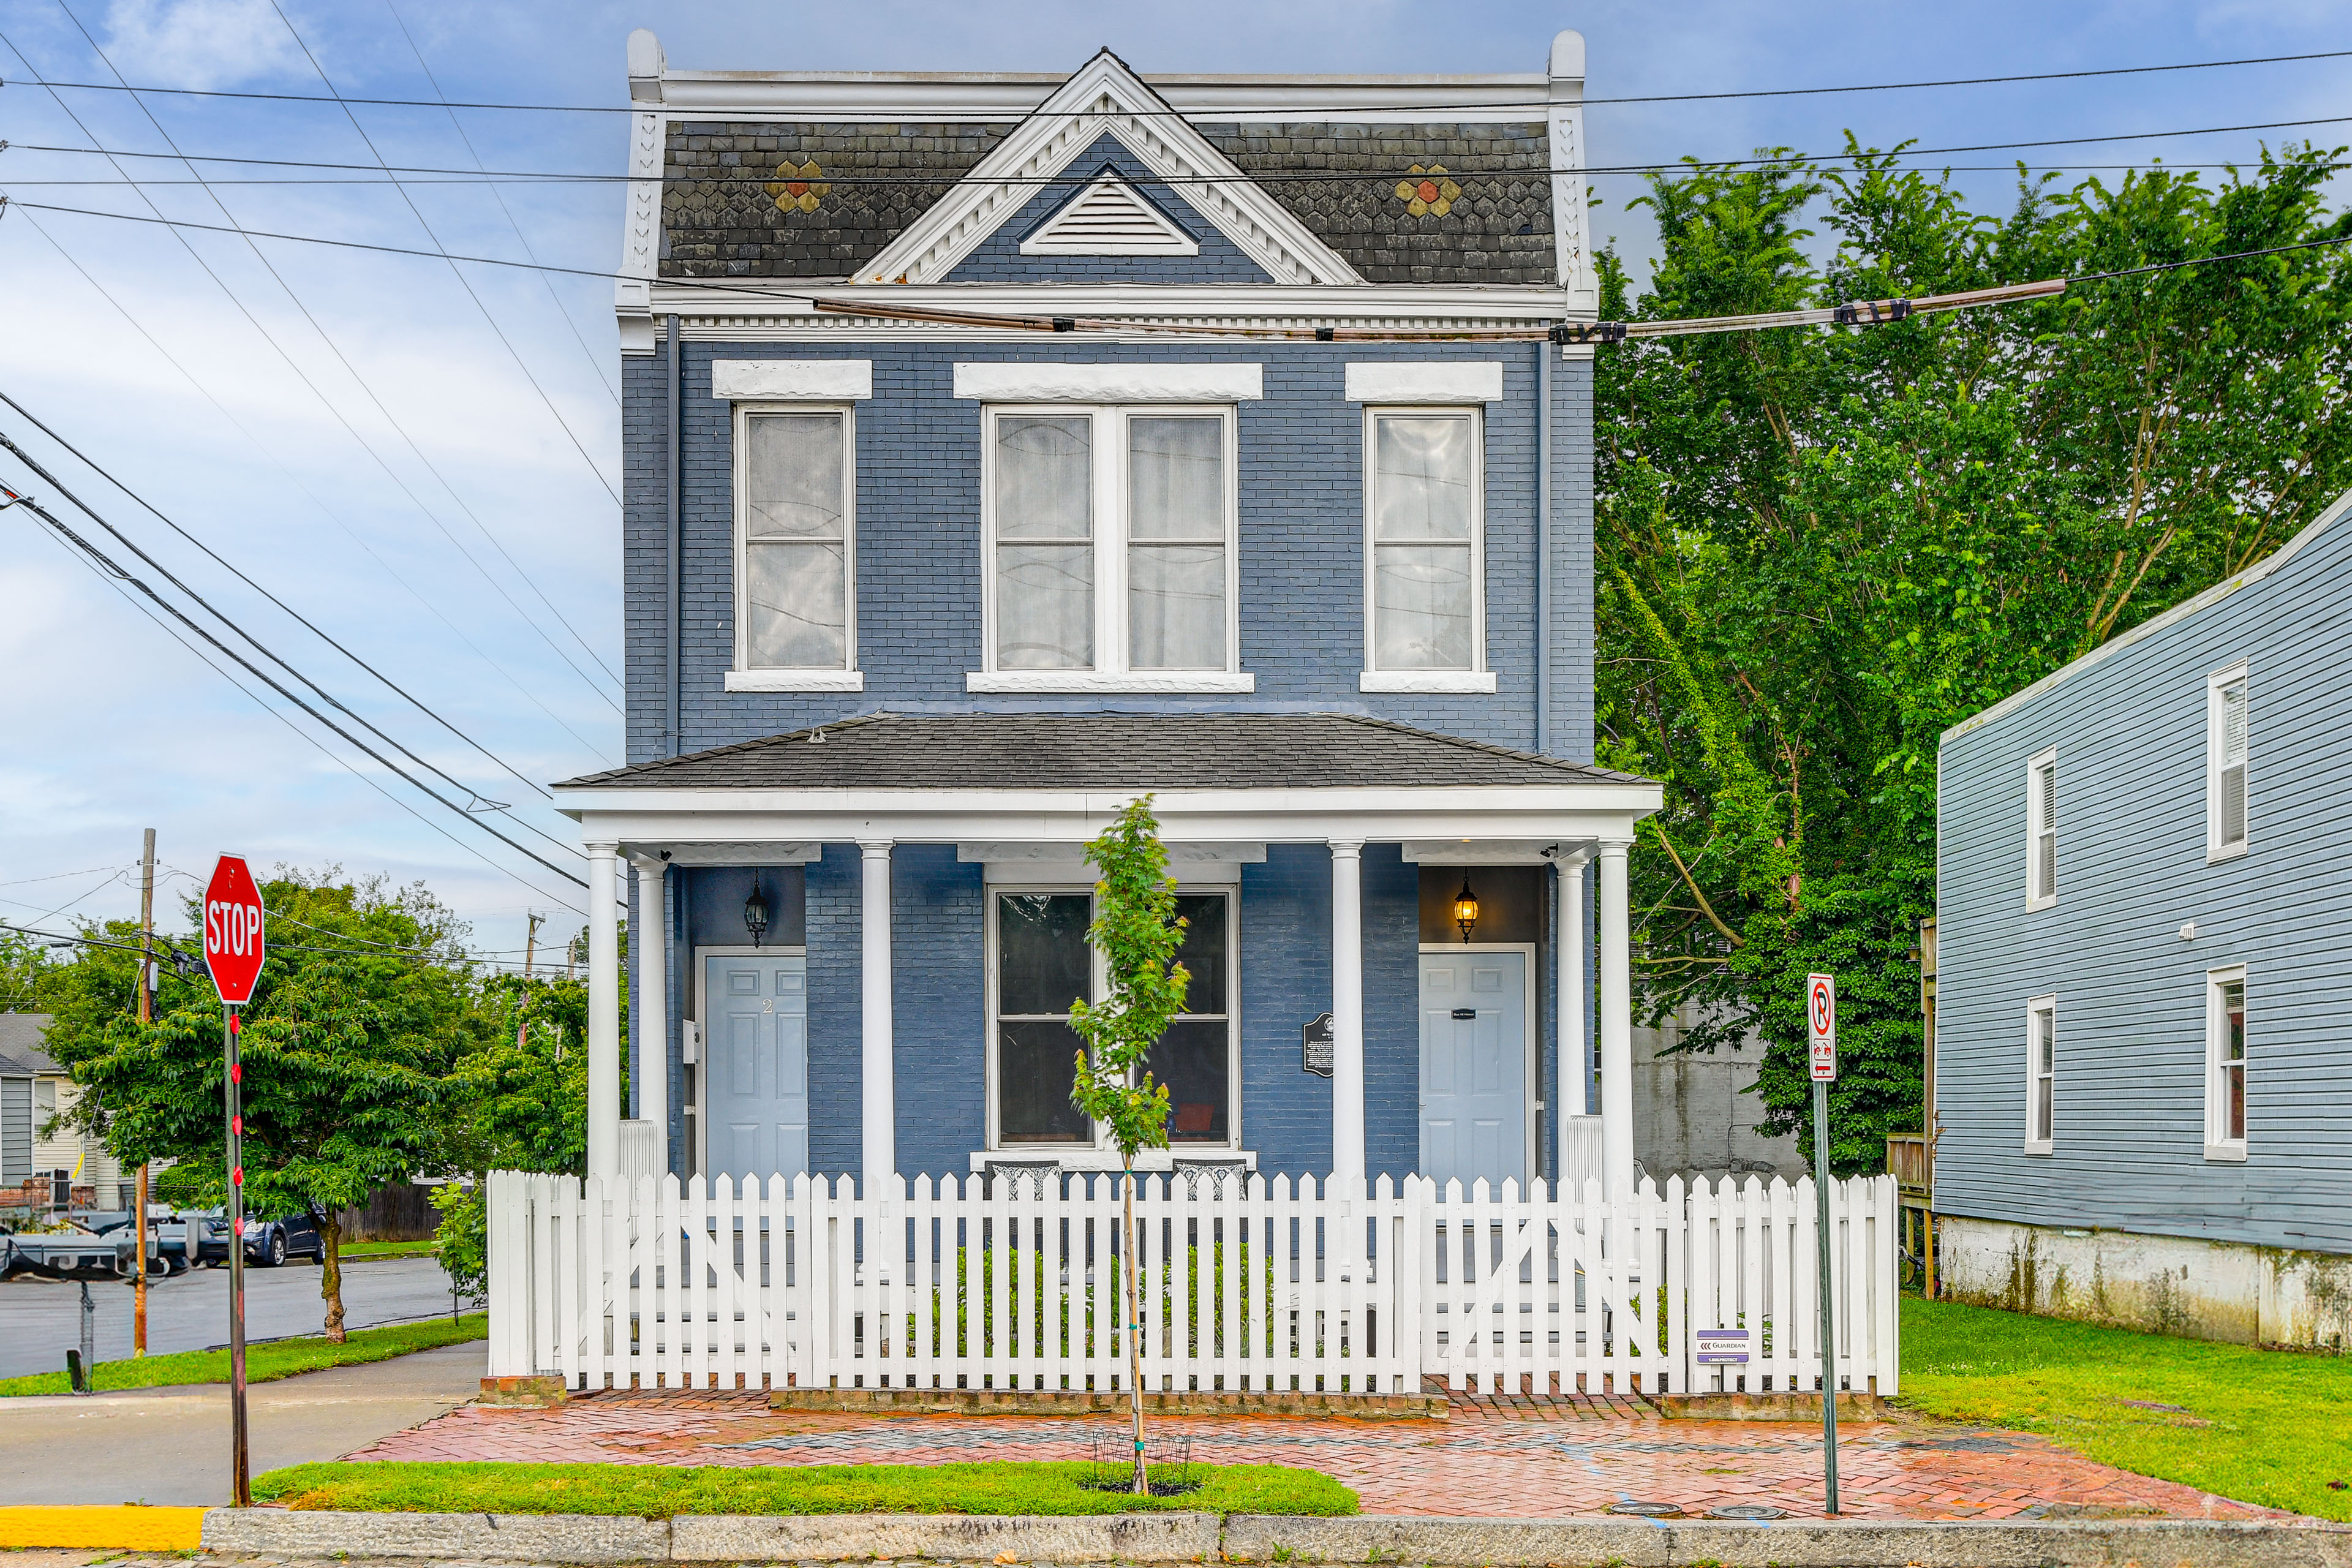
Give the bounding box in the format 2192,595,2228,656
487,1169,1898,1398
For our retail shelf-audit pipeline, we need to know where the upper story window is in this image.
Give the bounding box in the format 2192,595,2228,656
728,402,864,692
977,404,1243,692
2025,747,2057,910
2207,663,2249,861
2024,994,2055,1155
2205,967,2247,1161
1362,407,1488,691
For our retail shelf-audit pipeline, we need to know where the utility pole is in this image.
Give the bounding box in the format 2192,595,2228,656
134,828,154,1358
518,913,541,1050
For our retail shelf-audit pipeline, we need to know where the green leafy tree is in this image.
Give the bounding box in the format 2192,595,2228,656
44,870,479,1340
1068,796,1188,1495
1597,143,2352,1169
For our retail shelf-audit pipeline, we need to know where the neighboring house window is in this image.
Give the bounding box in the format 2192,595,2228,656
2206,967,2248,1160
2207,663,2248,859
2025,747,2057,909
981,405,1239,684
2024,995,2055,1154
1365,407,1483,676
736,406,855,673
989,888,1238,1150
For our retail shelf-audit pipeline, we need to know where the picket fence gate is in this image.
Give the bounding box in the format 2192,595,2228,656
486,1169,1898,1398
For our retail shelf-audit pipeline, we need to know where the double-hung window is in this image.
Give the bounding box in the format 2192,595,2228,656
976,405,1243,692
1362,407,1490,691
2024,995,2056,1154
2025,747,2057,909
2207,663,2249,860
730,404,861,690
989,888,1237,1151
2205,967,2247,1161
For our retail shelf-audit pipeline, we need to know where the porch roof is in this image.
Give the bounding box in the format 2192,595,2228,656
558,711,1643,793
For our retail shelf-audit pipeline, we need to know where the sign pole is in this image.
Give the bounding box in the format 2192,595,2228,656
1806,973,1841,1517
226,1002,249,1509
202,853,264,1512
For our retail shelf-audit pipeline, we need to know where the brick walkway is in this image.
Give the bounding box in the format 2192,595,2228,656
344,1390,2292,1521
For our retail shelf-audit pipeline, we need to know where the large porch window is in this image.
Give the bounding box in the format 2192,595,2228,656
990,888,1234,1148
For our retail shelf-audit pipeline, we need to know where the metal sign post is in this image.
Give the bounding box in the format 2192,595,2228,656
1806,972,1840,1516
203,854,265,1510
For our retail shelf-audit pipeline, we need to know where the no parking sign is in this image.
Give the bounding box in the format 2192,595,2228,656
1807,973,1836,1082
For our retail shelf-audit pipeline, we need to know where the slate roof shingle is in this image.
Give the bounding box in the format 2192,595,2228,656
557,712,1644,793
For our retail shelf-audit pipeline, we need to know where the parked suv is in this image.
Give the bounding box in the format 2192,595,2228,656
160,1208,325,1267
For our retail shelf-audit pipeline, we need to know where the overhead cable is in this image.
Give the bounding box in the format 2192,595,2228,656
2,46,2347,115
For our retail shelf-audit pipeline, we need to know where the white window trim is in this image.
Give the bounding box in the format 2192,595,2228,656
982,880,1241,1157
2024,993,2056,1155
2206,661,2250,863
2204,963,2248,1162
971,402,1245,692
2024,746,2057,911
1361,403,1488,688
729,400,859,684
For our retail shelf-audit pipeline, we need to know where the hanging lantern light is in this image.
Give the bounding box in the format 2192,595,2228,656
1453,875,1480,944
743,878,771,948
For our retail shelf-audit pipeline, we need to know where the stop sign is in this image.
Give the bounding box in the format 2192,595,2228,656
203,854,266,1005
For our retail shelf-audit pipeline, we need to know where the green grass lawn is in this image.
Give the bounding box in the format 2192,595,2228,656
0,1312,484,1396
337,1238,441,1260
1901,1295,2352,1521
252,1460,1357,1517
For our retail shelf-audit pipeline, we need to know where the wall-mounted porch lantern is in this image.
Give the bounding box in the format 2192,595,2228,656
744,878,771,948
1453,875,1480,943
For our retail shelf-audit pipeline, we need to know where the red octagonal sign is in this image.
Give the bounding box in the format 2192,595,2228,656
203,854,266,1005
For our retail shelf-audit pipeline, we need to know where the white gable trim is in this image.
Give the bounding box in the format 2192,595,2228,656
1941,484,2352,745
856,51,1361,287
710,360,874,400
952,362,1262,402
1020,170,1199,256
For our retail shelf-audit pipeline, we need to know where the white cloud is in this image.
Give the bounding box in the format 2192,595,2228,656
98,0,311,90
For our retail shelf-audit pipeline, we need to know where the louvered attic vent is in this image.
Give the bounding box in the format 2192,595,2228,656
1019,169,1201,257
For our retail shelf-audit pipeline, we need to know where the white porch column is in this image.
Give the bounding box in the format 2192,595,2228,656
1555,851,1589,1188
859,840,896,1188
1597,837,1635,1199
585,840,622,1180
1328,839,1365,1185
628,853,669,1169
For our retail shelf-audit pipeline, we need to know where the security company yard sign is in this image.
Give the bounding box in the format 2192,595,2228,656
203,853,263,1509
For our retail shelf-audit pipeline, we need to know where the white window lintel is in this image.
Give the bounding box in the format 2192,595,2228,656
712,359,874,401
954,362,1262,403
1346,361,1504,404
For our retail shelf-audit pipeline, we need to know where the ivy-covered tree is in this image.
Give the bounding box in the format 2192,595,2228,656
1597,143,2352,1169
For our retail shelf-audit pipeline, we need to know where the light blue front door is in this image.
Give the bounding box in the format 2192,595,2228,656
703,952,808,1182
1418,949,1529,1190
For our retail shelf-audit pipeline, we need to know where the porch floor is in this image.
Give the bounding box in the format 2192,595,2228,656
344,1389,2292,1521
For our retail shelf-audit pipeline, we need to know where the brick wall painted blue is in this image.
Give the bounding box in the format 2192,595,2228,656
891,845,987,1178
943,134,1275,285
625,341,1596,764
1240,845,1331,1177
1362,844,1421,1182
804,846,866,1180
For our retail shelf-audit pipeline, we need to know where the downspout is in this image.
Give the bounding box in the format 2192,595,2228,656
1536,341,1552,756
666,313,683,758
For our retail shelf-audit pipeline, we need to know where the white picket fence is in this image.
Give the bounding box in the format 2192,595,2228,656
486,1169,1898,1399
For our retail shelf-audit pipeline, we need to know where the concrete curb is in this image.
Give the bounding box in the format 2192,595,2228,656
1224,1513,2352,1567
189,1509,2352,1566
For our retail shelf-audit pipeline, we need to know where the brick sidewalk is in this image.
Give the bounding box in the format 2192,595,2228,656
344,1391,2291,1521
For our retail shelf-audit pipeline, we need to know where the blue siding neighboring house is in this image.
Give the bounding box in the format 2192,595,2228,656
563,37,1665,1205
1935,488,2352,1347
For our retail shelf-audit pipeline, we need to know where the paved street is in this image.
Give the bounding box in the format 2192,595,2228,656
0,1256,464,1379
350,1390,2295,1522
0,1341,483,1506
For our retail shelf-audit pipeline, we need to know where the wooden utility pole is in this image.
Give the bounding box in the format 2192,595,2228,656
518,913,542,1049
134,828,154,1357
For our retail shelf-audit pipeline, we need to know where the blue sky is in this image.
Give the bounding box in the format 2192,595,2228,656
0,0,2346,962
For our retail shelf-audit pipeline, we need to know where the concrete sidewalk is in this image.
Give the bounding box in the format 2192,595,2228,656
0,1340,483,1506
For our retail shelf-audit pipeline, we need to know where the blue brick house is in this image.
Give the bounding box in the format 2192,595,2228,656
1934,488,2352,1345
557,36,1662,1200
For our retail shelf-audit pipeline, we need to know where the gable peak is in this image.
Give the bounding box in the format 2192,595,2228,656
1019,165,1199,257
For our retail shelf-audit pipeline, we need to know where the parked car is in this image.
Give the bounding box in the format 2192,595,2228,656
0,1222,150,1280
157,1208,323,1268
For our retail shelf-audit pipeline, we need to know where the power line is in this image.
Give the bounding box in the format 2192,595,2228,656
35,6,627,706
3,45,2348,116
0,385,557,807
0,468,587,889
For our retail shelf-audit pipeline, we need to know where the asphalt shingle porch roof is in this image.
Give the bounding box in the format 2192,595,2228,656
557,712,1645,793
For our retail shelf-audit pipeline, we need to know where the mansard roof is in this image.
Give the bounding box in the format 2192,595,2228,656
558,712,1641,793
647,47,1562,288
